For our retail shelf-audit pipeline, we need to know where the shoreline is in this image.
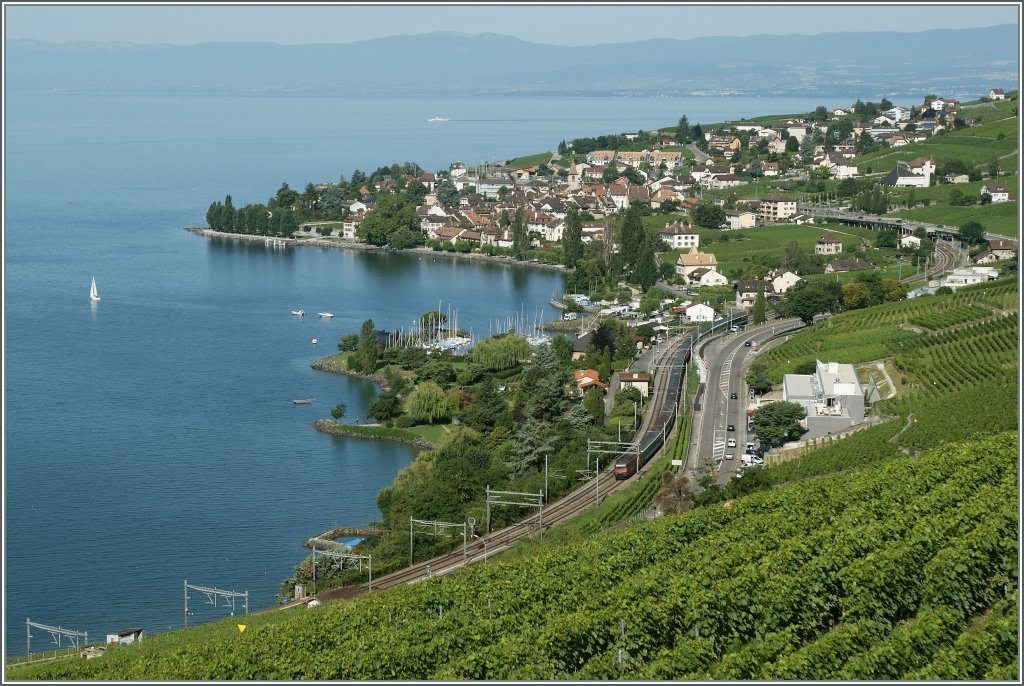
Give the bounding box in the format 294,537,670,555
313,418,434,450
185,227,572,273
310,356,389,389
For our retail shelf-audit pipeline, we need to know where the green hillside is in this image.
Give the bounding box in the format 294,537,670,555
10,432,1017,680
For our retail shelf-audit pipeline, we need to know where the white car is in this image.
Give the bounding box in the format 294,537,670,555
724,452,735,461
726,438,737,448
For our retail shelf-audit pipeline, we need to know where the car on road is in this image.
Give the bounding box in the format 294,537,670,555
744,341,752,347
730,325,740,332
727,424,735,432
730,392,738,399
727,438,737,448
724,452,735,461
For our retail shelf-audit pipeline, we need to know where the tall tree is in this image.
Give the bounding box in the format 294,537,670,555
563,207,584,269
512,207,527,260
751,284,767,325
675,115,690,143
799,135,815,164
631,238,659,291
354,318,379,373
619,204,645,270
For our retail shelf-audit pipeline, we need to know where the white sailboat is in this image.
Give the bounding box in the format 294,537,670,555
90,276,101,302
427,115,450,123
318,312,334,318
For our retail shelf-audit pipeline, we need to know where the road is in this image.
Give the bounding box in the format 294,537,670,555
687,318,803,485
799,203,1008,245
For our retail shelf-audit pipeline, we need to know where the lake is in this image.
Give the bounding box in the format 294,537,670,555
4,90,852,653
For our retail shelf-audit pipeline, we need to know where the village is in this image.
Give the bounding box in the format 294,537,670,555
284,88,1016,325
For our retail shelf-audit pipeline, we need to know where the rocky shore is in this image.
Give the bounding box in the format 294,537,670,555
310,356,389,388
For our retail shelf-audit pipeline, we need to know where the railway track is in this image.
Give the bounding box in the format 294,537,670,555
901,238,960,285
353,332,697,593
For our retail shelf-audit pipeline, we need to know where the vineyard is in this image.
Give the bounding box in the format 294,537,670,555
10,432,1017,681
760,281,1019,385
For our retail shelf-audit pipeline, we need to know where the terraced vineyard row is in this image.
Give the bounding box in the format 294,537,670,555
12,433,1017,681
907,303,994,330
761,284,1019,382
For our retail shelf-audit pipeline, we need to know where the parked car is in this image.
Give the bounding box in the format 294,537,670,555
730,392,738,399
727,438,737,448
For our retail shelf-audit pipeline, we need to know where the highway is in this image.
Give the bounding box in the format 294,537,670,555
688,318,804,484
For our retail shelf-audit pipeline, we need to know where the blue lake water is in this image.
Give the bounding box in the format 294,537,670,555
4,91,851,653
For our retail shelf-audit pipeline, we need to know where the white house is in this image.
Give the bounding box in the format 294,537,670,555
766,268,802,294
683,302,715,322
940,266,1000,290
618,372,651,398
659,222,700,249
676,247,719,279
907,157,936,177
723,210,757,230
687,267,730,287
734,280,774,308
980,183,1011,203
899,234,922,250
989,88,1006,100
880,165,930,187
816,233,843,255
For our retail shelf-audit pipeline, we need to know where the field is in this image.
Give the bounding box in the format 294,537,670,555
504,151,553,168
893,201,1019,237
658,222,897,279
11,431,1017,681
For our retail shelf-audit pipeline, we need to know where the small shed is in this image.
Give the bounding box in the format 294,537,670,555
106,627,143,645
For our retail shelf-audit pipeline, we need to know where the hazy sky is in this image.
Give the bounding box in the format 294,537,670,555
4,3,1019,46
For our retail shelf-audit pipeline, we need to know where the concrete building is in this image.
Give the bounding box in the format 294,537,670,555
783,360,879,440
759,196,798,222
618,371,651,398
659,221,700,249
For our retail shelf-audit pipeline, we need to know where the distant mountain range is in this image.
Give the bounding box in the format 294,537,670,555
7,25,1018,98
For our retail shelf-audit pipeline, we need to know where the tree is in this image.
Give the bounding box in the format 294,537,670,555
752,401,806,446
980,193,992,205
352,318,379,373
785,136,799,153
330,403,347,420
675,115,690,143
367,390,402,423
583,388,605,427
746,362,774,395
959,221,986,245
881,278,907,302
551,333,573,367
563,207,584,269
751,284,767,325
799,135,815,164
602,161,620,183
779,283,837,324
567,404,594,430
337,333,359,352
841,281,873,310
512,207,527,261
405,381,450,423
358,192,421,246
691,201,726,229
988,157,1000,178
557,140,568,154
435,179,459,208
875,230,899,249
619,204,645,269
632,240,659,291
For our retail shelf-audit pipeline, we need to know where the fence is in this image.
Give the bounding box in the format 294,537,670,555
763,418,886,467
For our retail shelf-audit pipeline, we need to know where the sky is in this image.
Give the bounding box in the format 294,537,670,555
3,2,1019,46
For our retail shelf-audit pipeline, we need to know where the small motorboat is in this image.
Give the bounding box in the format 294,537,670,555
293,398,314,405
318,312,334,318
311,339,318,345
292,310,305,316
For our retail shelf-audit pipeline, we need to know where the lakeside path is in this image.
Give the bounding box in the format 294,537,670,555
184,227,572,273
